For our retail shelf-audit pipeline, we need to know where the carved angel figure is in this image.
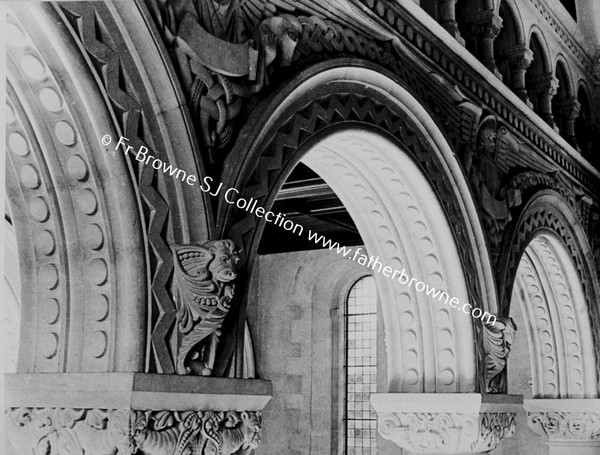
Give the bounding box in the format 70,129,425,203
173,239,240,375
482,316,517,393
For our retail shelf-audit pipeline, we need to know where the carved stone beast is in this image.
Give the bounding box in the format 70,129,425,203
172,239,240,375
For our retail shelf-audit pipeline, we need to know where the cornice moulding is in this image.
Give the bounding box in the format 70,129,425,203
5,373,273,411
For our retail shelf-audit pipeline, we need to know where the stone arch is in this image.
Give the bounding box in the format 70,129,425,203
526,27,552,73
512,232,598,398
300,130,477,392
554,55,575,98
500,190,600,395
217,60,497,386
6,3,212,374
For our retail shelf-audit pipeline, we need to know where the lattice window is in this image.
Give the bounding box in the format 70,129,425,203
344,275,378,454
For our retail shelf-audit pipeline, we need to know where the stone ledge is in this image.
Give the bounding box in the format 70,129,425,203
371,393,523,414
5,373,272,411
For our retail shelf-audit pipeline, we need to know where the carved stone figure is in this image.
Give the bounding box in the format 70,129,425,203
482,316,517,393
173,239,240,375
463,115,521,253
146,0,302,153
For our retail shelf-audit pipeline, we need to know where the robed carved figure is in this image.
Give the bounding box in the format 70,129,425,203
173,240,241,375
482,316,517,393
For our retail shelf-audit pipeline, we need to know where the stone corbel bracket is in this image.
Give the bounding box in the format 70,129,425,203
371,393,522,454
5,373,272,455
524,399,600,453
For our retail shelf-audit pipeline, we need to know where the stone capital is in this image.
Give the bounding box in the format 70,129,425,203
558,98,581,121
524,399,600,449
498,45,534,69
5,373,272,455
371,393,521,454
467,11,503,39
530,73,560,96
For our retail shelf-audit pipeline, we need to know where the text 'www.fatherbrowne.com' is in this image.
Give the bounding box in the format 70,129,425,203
105,134,495,325
305,231,497,325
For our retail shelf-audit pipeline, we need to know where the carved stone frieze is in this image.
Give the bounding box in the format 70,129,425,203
6,407,262,455
371,394,520,454
173,240,241,376
377,411,516,454
527,410,600,443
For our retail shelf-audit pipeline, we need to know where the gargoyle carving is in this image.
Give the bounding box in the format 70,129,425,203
173,240,240,375
482,316,517,393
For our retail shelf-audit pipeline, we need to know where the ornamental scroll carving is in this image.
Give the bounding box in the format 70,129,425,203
481,316,517,394
6,407,262,455
377,411,516,454
173,240,241,376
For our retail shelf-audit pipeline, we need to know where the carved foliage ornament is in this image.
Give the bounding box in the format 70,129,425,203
173,240,241,376
480,317,517,394
6,407,262,455
377,411,516,454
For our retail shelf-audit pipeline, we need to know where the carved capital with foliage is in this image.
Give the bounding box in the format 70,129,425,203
371,394,519,454
376,411,515,454
6,407,263,455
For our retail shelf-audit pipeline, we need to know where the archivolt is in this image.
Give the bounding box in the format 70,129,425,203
218,61,496,381
513,234,598,398
302,131,476,392
503,190,600,396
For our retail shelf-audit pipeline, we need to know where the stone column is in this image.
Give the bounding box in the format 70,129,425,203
469,11,503,77
531,73,560,129
498,45,534,106
371,393,521,454
5,373,272,455
524,399,600,455
438,0,465,45
558,98,581,147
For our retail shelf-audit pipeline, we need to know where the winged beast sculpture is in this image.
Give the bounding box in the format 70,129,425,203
173,240,240,375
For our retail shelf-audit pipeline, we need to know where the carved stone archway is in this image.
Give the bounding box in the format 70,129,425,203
503,190,600,454
218,62,519,453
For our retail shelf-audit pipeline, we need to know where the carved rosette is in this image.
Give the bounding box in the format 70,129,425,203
6,407,262,455
377,411,516,454
527,411,600,443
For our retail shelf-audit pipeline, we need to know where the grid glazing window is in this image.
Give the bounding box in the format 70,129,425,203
344,275,378,454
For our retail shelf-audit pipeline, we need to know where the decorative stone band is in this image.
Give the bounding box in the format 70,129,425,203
524,399,600,451
5,373,272,455
371,393,522,454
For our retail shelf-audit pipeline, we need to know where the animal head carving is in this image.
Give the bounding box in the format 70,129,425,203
172,240,241,375
206,239,239,284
